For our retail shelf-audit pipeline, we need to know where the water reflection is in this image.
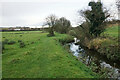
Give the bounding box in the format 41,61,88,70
69,38,120,79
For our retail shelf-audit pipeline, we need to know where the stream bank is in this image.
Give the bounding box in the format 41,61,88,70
66,38,120,79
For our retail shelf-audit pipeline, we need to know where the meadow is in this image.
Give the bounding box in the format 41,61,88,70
103,25,119,38
2,31,98,78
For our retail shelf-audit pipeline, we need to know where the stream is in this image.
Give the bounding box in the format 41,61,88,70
68,38,120,79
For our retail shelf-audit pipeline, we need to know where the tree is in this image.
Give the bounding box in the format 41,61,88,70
79,1,110,37
55,17,71,34
45,14,57,36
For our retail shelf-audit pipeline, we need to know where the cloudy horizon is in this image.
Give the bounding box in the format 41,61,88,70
0,0,118,28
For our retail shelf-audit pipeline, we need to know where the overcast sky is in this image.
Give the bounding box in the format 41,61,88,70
0,0,118,28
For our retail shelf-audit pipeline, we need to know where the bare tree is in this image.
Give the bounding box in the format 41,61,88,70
45,14,57,36
55,17,71,34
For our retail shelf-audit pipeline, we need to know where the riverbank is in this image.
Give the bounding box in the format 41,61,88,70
67,41,120,79
66,23,120,78
87,25,119,61
2,31,98,78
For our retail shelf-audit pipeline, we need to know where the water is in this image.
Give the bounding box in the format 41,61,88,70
68,38,120,79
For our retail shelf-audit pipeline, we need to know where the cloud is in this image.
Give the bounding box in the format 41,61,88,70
0,0,117,27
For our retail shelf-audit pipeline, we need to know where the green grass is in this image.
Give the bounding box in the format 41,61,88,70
102,25,119,37
88,25,119,60
100,25,118,46
2,31,98,78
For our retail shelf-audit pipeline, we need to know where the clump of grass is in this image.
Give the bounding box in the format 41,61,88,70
19,42,25,48
18,40,22,43
1,41,5,50
20,35,22,37
59,36,74,45
3,39,16,45
31,42,34,44
2,39,16,52
47,33,55,37
2,39,8,52
8,41,16,45
18,40,26,48
24,51,31,55
88,38,109,50
3,39,9,44
10,58,20,63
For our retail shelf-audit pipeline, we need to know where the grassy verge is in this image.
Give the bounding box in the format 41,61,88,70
2,31,98,78
88,25,119,60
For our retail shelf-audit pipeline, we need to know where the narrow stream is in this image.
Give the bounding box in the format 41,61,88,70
68,38,120,79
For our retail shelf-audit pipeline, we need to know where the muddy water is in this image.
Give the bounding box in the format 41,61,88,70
68,38,120,79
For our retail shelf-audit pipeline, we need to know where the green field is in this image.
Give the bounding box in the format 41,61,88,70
2,31,98,78
103,25,119,37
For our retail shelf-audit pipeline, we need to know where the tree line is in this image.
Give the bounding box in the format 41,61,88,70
45,15,71,37
44,1,115,38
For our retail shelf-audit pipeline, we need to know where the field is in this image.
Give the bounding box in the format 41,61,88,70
2,31,98,78
103,25,118,38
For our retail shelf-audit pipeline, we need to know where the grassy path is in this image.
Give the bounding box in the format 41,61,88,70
2,31,98,78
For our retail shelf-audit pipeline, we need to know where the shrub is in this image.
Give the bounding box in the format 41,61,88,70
68,30,76,36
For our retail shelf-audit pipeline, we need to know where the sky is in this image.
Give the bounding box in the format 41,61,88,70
0,0,118,28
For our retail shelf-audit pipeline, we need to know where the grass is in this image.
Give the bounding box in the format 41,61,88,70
88,25,119,60
102,25,118,38
2,31,98,78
